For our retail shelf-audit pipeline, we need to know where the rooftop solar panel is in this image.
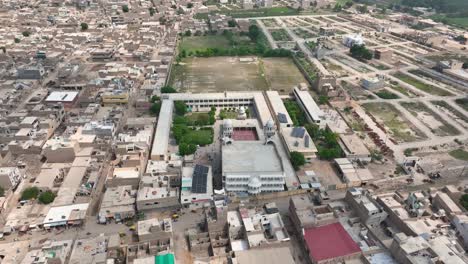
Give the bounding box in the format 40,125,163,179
277,113,288,123
291,127,305,138
192,164,208,193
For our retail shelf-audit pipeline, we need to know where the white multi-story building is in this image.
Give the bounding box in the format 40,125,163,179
0,167,22,190
222,142,285,194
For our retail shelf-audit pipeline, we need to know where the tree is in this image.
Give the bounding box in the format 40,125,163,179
14,38,20,43
357,4,368,13
80,22,88,31
187,3,193,8
179,142,197,156
333,4,342,12
350,44,373,61
248,25,261,41
150,95,160,103
318,95,329,105
149,7,155,16
174,101,187,116
21,187,39,200
194,30,203,36
150,101,162,115
122,5,129,12
38,191,56,204
185,30,192,37
161,86,177,93
22,31,31,37
460,194,468,210
159,17,167,25
290,151,306,171
228,20,237,27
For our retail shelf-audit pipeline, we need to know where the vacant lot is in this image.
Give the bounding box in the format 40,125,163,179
363,102,426,143
170,57,304,94
401,102,460,137
262,58,308,93
270,29,292,41
393,73,453,96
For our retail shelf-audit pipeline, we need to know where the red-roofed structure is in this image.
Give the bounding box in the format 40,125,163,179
303,222,362,264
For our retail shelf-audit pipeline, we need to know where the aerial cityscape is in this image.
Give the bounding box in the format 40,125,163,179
0,0,467,263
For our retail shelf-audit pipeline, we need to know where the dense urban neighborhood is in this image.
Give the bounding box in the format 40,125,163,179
0,0,467,263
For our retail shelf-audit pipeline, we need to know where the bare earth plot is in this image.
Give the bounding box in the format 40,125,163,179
262,57,308,93
170,57,268,93
400,102,460,137
362,102,426,143
170,57,304,94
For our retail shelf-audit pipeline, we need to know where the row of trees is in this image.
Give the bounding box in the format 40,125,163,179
21,187,56,204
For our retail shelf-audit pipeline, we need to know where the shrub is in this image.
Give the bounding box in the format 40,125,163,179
21,187,39,200
150,101,162,115
161,86,177,93
290,151,306,170
122,5,129,12
350,44,372,61
22,31,31,37
174,101,187,116
460,194,468,210
38,191,56,204
80,22,88,31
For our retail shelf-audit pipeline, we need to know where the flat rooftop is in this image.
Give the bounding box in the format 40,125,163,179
304,222,361,263
222,142,283,173
45,91,79,102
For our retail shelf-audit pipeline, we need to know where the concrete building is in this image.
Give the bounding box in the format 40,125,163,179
452,214,468,247
374,48,393,61
281,126,318,160
101,90,129,105
106,166,141,189
43,203,89,228
304,222,362,264
21,240,73,264
343,34,365,47
293,87,324,127
150,100,173,160
98,185,136,223
181,164,213,208
82,120,115,138
69,234,121,264
289,195,338,234
42,136,79,163
222,142,285,194
136,217,172,242
45,91,79,107
361,76,385,90
345,188,388,228
0,167,22,190
136,175,179,211
234,247,295,264
433,192,463,219
338,133,371,163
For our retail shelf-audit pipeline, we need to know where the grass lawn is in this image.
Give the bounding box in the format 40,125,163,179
393,73,453,96
185,129,213,146
449,149,468,161
262,57,308,93
179,35,254,54
180,36,230,52
430,14,468,29
186,112,211,125
375,90,399,99
455,98,468,111
269,29,291,41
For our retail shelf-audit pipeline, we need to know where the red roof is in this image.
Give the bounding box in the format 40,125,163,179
304,222,361,262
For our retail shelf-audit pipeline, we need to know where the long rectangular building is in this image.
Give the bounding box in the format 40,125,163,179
293,87,324,127
150,100,173,160
266,91,293,127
